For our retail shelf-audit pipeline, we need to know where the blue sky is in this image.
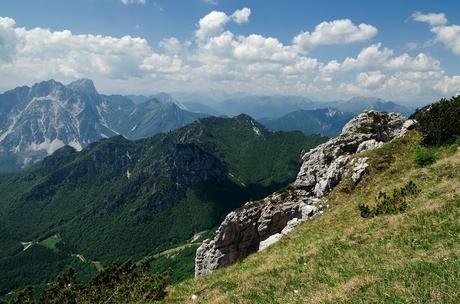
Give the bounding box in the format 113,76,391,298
0,0,459,103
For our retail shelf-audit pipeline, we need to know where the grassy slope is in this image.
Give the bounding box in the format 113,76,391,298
165,131,460,303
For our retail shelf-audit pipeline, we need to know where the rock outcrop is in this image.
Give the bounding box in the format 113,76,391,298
195,111,414,277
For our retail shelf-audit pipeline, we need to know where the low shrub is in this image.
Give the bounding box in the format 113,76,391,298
2,261,171,304
413,146,437,166
359,181,420,218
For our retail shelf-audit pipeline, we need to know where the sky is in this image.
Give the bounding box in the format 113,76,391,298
0,0,460,104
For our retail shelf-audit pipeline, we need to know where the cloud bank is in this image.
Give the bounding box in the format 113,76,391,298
0,9,459,103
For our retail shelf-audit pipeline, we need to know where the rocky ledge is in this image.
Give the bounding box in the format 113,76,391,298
195,111,415,277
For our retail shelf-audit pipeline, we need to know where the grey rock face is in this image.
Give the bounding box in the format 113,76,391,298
258,233,283,251
357,139,384,153
0,79,116,168
351,157,369,184
195,111,411,277
399,119,416,137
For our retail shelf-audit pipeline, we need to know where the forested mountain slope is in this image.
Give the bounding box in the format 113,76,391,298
0,114,326,296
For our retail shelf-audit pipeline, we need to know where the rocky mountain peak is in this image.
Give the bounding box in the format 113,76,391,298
195,111,416,277
341,111,405,139
29,79,65,98
67,79,98,97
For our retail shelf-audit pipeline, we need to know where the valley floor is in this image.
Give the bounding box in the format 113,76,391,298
164,132,460,303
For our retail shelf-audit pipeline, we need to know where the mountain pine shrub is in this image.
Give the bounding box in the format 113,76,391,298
414,95,460,146
413,145,437,166
359,181,420,218
1,261,171,304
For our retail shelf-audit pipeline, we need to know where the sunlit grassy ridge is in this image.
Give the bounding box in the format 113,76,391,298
164,131,460,303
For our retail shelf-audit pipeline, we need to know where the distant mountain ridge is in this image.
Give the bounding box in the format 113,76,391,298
0,80,415,171
0,80,205,171
171,93,415,119
259,108,355,137
331,96,413,116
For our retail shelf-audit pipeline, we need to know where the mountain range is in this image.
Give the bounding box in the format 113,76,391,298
259,108,355,137
172,93,415,119
0,114,326,295
0,80,205,171
0,79,416,173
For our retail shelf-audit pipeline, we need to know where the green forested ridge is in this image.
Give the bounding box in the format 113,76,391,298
0,114,326,297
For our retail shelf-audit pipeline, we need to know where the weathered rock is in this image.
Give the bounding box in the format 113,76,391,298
258,233,283,251
399,119,416,136
195,111,412,277
281,218,301,235
295,111,406,196
351,157,369,184
300,204,318,218
195,198,313,276
357,139,384,153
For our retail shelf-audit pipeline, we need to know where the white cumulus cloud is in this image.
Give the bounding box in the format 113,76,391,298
293,19,377,51
0,9,458,103
0,17,18,62
232,8,251,24
412,12,447,26
195,8,251,40
195,11,230,40
413,12,460,55
121,0,146,5
431,24,460,55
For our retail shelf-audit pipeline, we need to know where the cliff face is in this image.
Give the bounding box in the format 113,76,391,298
195,111,415,277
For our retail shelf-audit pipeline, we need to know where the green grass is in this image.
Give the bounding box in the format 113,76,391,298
39,235,61,251
164,131,460,303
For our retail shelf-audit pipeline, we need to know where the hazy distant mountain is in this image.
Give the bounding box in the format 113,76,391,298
0,80,207,171
170,90,248,106
211,95,317,119
181,101,223,116
331,97,414,116
260,108,354,137
169,94,413,119
125,94,150,104
105,96,207,140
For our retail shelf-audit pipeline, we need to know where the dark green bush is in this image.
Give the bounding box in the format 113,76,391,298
414,95,460,146
3,261,171,304
413,146,437,166
359,181,420,218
